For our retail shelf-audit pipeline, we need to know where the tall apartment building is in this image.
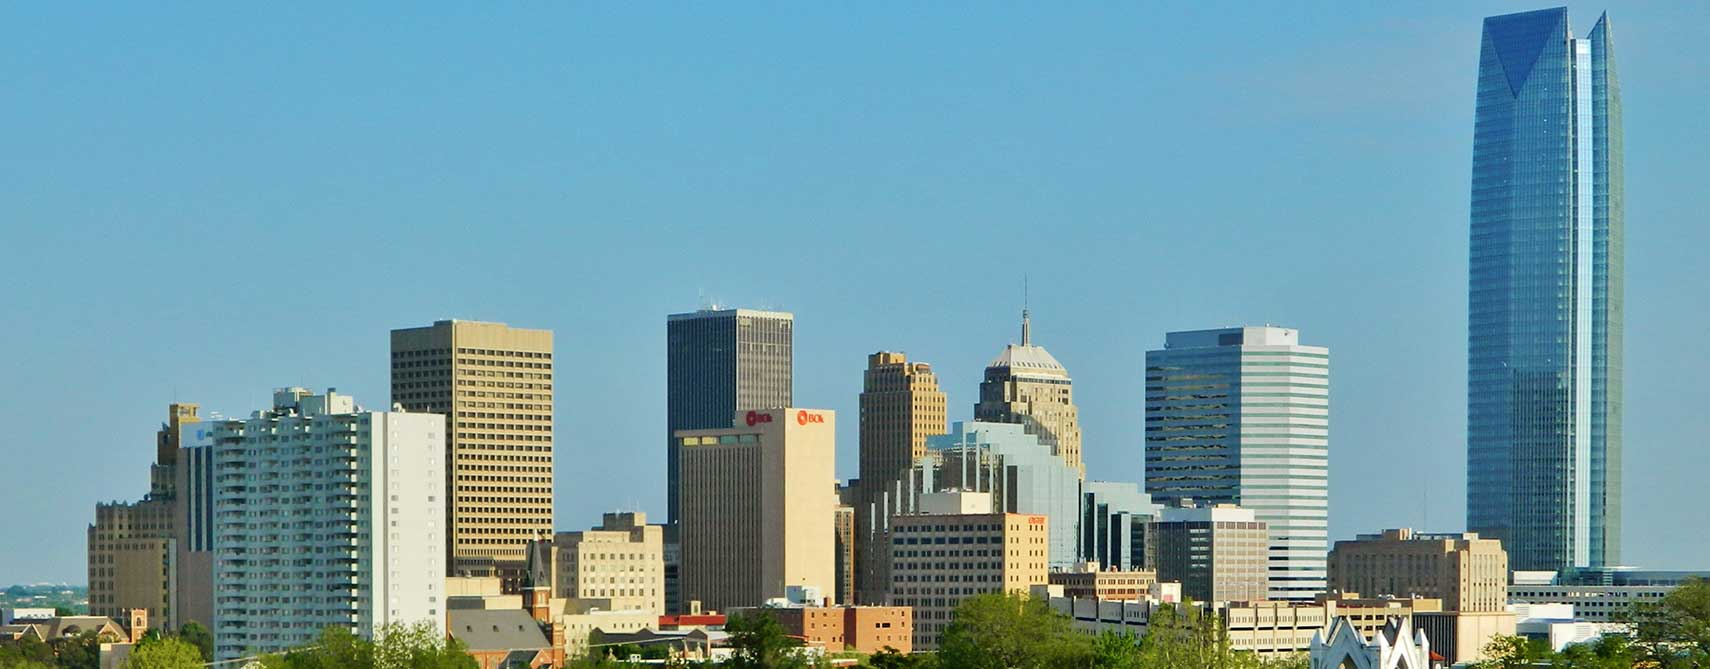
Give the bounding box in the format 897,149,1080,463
527,512,665,616
1144,326,1329,600
211,388,445,660
855,352,946,604
886,492,1048,650
391,319,554,588
1327,528,1509,613
975,311,1083,476
88,403,210,630
1467,7,1624,573
1145,502,1269,603
675,408,834,612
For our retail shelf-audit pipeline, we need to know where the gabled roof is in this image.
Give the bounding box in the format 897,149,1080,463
448,609,551,652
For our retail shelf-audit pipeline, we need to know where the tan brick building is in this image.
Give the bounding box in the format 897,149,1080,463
747,605,913,654
1327,528,1509,612
886,492,1049,649
528,512,665,616
88,403,205,629
391,320,554,589
855,352,947,605
676,408,836,612
1048,564,1160,601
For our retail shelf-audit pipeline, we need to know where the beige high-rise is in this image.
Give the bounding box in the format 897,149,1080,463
885,492,1049,650
1327,528,1509,613
975,311,1083,476
675,408,836,612
391,320,554,589
88,403,202,628
528,512,665,616
855,352,946,604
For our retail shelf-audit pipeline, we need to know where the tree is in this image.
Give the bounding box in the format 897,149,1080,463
48,631,101,669
175,622,214,662
1087,630,1143,669
260,623,475,669
937,593,1088,669
0,636,56,669
1632,576,1710,667
724,611,820,669
868,646,933,669
1135,603,1258,669
1470,635,1549,669
125,637,204,669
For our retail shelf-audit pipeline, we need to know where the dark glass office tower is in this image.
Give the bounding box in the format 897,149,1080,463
1467,7,1623,572
666,308,794,524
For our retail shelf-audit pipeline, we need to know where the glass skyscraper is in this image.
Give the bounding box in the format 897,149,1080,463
1467,8,1623,573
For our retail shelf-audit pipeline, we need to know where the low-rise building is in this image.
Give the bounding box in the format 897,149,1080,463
1507,570,1677,623
1328,529,1508,613
1049,562,1161,601
1509,603,1628,653
528,512,665,616
733,604,913,654
447,609,562,669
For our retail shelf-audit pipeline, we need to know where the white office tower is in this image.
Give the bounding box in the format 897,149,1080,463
212,388,446,660
1144,327,1329,600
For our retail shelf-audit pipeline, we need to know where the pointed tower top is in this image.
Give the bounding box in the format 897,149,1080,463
1021,276,1032,346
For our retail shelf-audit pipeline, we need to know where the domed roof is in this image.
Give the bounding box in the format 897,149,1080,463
987,343,1069,377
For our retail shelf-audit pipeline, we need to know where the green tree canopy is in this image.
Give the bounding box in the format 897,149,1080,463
124,637,203,669
723,611,820,669
936,593,1087,669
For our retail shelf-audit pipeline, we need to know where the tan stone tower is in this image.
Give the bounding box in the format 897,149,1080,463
854,352,946,603
391,319,554,590
974,310,1083,475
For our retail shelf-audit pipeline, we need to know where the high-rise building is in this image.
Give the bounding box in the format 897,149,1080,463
666,308,794,526
1467,7,1624,573
390,319,554,588
854,351,946,604
1080,481,1159,571
834,487,855,606
1144,502,1269,603
886,491,1048,650
527,512,665,616
975,310,1083,476
675,408,834,612
211,388,445,660
1327,528,1508,613
1144,326,1329,600
87,403,209,630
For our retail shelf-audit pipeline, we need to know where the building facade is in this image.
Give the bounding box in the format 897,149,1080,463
1328,528,1509,613
1467,7,1624,573
1048,565,1159,602
391,319,554,587
855,352,946,604
974,310,1083,476
885,498,1048,650
675,408,835,613
528,512,665,616
1145,326,1329,600
1080,481,1159,571
211,388,445,660
741,605,913,655
1145,502,1269,603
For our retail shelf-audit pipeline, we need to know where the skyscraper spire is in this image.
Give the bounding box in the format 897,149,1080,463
1021,276,1031,346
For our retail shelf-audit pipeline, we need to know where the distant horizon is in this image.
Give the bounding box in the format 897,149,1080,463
6,2,1710,582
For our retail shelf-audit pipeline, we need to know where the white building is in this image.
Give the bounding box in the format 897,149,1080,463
1508,571,1672,623
212,388,445,660
1310,617,1439,669
1144,326,1329,600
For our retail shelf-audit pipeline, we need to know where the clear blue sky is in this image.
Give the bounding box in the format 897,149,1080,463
4,2,1708,583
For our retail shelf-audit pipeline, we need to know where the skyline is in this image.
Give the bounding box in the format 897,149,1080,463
6,1,1710,584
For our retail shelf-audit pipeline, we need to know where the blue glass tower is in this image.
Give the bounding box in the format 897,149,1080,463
1467,7,1622,573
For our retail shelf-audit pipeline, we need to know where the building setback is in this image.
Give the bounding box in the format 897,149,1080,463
675,408,835,613
211,388,445,660
391,319,554,589
1467,7,1624,573
855,351,946,604
975,310,1084,477
1144,326,1329,600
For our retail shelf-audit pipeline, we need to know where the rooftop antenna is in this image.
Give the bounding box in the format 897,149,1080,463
1020,275,1031,346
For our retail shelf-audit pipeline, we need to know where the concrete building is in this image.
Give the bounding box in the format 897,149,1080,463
1328,529,1509,613
528,512,665,616
1046,594,1436,658
738,605,913,655
87,403,211,630
1145,326,1329,600
667,308,793,613
1145,502,1268,603
1049,563,1161,602
211,388,445,660
675,408,835,613
1508,570,1675,623
391,319,554,589
886,492,1048,650
975,309,1084,476
1510,602,1627,653
855,351,946,605
1413,611,1516,666
1080,481,1160,570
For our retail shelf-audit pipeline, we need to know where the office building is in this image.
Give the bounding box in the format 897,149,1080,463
1048,563,1160,602
675,408,835,613
1080,481,1159,570
1508,570,1681,623
1467,7,1624,572
1145,502,1268,603
886,492,1048,650
1145,326,1329,600
87,403,210,630
666,308,794,526
975,310,1083,476
834,492,855,605
527,512,665,616
855,352,946,604
211,388,445,660
1328,529,1509,613
391,319,554,587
